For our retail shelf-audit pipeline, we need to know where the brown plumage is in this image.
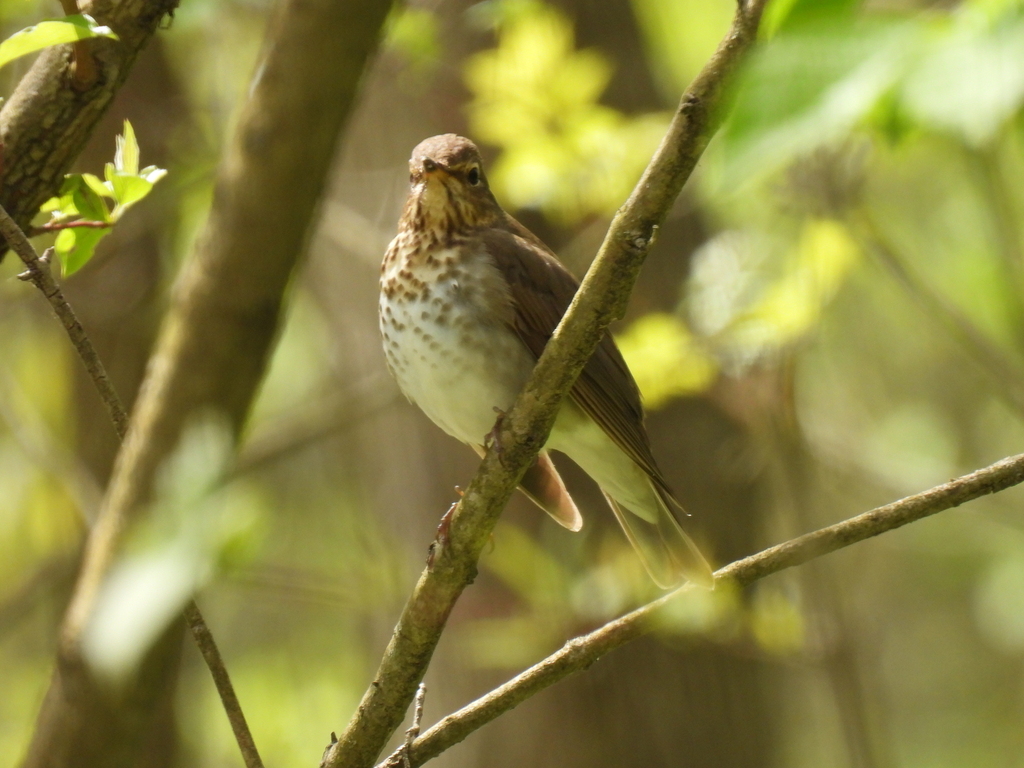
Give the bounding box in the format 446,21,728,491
379,134,714,589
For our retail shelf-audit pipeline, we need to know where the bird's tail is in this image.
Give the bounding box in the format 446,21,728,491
603,483,715,590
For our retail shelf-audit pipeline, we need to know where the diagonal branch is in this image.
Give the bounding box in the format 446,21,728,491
0,203,265,768
323,1,772,766
380,449,1024,767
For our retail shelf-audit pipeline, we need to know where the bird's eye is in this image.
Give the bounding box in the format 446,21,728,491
467,166,481,186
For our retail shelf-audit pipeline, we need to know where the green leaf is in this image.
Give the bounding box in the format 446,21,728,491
82,172,114,198
68,177,112,223
0,14,118,71
56,226,110,276
719,18,919,185
615,313,719,408
109,173,153,212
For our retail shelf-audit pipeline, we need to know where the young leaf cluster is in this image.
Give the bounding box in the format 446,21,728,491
40,121,167,275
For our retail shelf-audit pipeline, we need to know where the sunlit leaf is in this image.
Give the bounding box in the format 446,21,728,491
82,172,114,198
615,313,719,409
68,177,111,223
0,14,117,71
56,227,110,276
465,0,669,223
110,173,154,210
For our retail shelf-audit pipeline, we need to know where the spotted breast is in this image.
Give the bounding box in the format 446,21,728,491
379,229,535,447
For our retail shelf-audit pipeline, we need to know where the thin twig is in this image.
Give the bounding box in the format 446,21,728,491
323,1,772,766
29,219,114,235
0,202,265,768
184,603,264,768
400,684,426,768
0,207,128,439
377,450,1024,768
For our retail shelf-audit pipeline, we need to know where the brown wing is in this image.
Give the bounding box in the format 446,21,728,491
481,215,672,494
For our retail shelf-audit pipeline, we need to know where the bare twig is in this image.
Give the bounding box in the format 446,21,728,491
184,603,265,768
29,219,114,235
324,1,772,766
377,450,1024,768
0,202,265,768
0,205,128,439
400,684,427,768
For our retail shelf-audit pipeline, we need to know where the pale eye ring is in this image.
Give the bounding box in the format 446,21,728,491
467,166,481,186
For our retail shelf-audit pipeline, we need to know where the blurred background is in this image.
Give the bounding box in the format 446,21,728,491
4,0,1024,765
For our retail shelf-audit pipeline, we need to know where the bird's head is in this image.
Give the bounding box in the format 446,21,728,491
402,134,501,239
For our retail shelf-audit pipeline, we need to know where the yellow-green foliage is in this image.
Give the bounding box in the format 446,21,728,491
465,0,669,225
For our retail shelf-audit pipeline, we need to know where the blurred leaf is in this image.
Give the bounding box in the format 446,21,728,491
729,219,860,350
484,520,571,611
81,415,263,681
769,0,860,35
459,615,559,668
750,585,805,654
899,14,1024,146
721,3,1024,185
615,313,719,409
719,18,918,186
465,0,669,224
689,220,860,364
384,6,440,71
0,14,117,71
861,403,958,493
630,0,734,96
653,579,742,638
975,552,1024,653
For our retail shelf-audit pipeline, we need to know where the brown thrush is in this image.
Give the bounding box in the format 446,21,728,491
379,134,714,589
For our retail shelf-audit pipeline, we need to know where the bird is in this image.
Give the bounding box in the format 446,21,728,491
378,134,714,589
